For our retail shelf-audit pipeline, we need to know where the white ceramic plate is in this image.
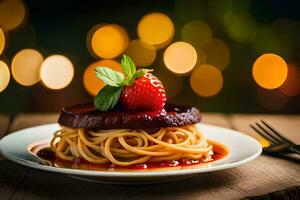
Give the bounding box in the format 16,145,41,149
0,123,262,184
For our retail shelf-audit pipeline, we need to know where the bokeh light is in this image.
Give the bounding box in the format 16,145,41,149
223,13,257,43
86,23,106,58
154,65,183,99
91,24,129,59
0,60,10,92
279,63,300,96
203,38,230,71
124,39,156,67
0,28,5,55
164,42,197,75
11,49,43,86
252,53,288,89
83,60,122,96
182,20,213,48
190,64,223,97
40,55,74,90
138,12,174,49
0,0,27,31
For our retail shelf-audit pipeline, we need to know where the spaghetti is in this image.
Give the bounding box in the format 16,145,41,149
50,125,213,166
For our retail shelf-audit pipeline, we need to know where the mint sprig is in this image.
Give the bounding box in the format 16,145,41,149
94,85,122,111
94,55,151,111
95,67,124,87
121,55,136,83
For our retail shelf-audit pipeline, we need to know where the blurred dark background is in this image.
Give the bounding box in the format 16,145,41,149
0,0,300,114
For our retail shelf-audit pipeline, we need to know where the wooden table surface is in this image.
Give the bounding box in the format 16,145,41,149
0,113,299,200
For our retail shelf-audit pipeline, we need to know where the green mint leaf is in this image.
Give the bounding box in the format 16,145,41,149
121,55,136,80
94,85,122,111
133,69,152,80
95,67,124,87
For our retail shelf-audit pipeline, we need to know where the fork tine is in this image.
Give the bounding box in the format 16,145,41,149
250,124,276,144
255,122,281,144
261,120,294,144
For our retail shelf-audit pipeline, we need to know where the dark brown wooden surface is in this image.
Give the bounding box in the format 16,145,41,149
0,113,299,200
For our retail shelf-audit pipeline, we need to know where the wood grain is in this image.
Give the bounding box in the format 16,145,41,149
0,113,299,200
9,113,59,132
229,114,300,143
201,113,230,128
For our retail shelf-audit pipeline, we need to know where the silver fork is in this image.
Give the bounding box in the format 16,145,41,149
250,120,300,155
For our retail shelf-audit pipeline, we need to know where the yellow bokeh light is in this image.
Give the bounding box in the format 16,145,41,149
203,38,230,71
0,0,27,31
164,42,197,75
125,39,156,67
190,64,223,97
0,28,5,55
83,60,122,96
182,20,213,48
279,63,300,96
86,23,106,58
138,12,174,49
40,55,74,90
12,49,43,86
252,53,288,89
91,24,129,59
0,60,10,92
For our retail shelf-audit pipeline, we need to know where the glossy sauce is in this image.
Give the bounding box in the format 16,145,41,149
34,141,228,172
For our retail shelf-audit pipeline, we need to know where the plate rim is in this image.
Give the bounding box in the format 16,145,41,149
0,123,262,177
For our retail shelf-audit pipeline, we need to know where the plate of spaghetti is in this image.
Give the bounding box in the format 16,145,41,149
0,55,262,184
0,121,261,184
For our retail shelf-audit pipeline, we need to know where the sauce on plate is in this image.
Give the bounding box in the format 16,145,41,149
32,141,229,172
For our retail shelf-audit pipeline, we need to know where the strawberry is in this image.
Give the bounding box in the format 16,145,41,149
94,55,166,111
121,73,166,110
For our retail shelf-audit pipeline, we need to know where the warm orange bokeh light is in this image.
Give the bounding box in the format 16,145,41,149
182,20,213,48
40,55,74,90
252,53,288,89
12,49,43,86
279,63,300,96
164,42,197,75
190,64,223,97
138,12,174,49
0,60,10,92
125,39,156,67
203,38,230,71
86,23,107,58
0,28,5,55
0,0,27,31
91,24,129,59
83,60,122,96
